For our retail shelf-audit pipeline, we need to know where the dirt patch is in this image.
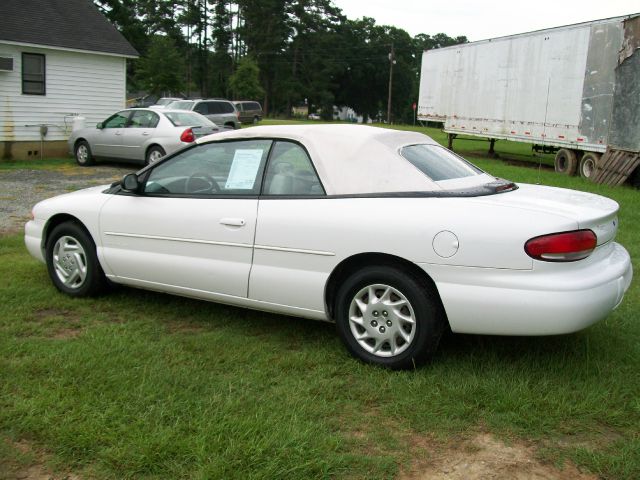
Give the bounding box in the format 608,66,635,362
398,432,598,480
31,308,76,321
165,320,209,334
28,308,84,339
1,438,82,480
49,328,83,340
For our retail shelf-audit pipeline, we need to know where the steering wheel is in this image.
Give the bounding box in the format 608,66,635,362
185,172,220,194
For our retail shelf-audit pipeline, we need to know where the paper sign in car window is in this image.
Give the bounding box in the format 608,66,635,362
225,149,263,189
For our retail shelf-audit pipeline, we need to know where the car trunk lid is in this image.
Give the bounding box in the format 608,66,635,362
472,183,619,245
191,125,220,137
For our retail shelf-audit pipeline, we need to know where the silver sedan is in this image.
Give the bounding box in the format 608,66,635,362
68,109,221,166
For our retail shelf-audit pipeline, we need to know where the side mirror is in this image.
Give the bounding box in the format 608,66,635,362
96,122,104,129
121,173,140,192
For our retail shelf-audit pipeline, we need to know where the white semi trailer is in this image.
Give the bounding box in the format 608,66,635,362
418,14,640,186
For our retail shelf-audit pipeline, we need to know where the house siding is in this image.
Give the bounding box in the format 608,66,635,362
0,43,126,143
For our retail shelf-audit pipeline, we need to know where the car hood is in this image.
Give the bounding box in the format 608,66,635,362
470,183,620,245
33,185,113,220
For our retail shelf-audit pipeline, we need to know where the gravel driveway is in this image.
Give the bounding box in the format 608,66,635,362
0,163,135,234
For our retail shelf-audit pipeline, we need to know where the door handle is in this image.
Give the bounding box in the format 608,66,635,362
142,132,150,136
115,132,122,135
220,218,246,227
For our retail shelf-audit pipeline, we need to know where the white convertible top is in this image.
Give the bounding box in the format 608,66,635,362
198,124,447,195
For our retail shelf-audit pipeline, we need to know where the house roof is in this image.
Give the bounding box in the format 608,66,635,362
0,0,139,57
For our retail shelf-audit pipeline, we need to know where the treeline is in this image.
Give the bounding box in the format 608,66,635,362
94,0,467,122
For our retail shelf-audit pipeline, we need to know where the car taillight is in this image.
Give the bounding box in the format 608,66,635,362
525,229,597,262
180,128,195,143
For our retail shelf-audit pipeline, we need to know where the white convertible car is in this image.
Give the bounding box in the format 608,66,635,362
25,125,632,368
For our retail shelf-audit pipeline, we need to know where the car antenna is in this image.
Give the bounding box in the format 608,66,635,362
538,78,551,185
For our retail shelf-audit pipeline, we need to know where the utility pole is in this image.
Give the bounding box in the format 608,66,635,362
387,43,395,124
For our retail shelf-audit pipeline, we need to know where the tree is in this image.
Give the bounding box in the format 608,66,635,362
135,35,186,94
210,0,234,97
229,56,264,99
95,0,468,122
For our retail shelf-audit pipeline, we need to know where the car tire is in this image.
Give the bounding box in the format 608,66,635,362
74,140,95,166
45,222,107,297
554,149,578,175
578,152,600,179
146,145,166,165
335,265,445,369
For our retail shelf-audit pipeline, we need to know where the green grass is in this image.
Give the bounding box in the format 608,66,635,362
1,121,639,479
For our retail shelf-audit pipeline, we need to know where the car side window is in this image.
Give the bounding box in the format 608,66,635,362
128,110,159,128
194,103,209,115
220,102,235,114
143,140,273,196
103,111,130,128
262,142,325,196
208,102,222,114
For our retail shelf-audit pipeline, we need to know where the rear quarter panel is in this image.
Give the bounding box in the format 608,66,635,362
250,196,578,311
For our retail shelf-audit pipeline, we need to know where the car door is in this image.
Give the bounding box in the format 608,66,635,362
193,101,214,123
99,139,273,298
92,110,131,158
120,110,160,161
249,141,329,312
204,101,226,126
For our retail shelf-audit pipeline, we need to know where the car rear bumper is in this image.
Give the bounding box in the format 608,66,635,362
420,242,632,335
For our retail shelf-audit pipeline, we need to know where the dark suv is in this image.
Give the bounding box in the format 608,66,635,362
234,101,263,124
167,99,240,129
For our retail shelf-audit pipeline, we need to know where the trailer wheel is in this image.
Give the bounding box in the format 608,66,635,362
578,152,600,180
554,149,578,175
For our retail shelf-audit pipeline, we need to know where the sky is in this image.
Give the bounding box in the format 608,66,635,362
331,0,639,41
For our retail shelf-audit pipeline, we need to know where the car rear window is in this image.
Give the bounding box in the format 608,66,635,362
168,101,195,110
156,98,177,106
164,112,214,127
400,144,483,181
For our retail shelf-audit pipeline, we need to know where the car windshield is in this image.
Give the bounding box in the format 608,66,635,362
164,112,215,127
156,98,177,106
167,101,195,110
400,144,483,181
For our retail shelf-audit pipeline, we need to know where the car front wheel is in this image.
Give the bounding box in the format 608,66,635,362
46,222,107,297
74,140,95,166
335,266,445,369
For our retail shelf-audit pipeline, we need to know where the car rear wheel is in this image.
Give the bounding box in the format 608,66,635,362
74,140,95,166
146,145,166,165
554,148,578,175
46,222,107,297
335,266,445,369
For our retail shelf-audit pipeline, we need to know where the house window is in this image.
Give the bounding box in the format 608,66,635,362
22,53,45,95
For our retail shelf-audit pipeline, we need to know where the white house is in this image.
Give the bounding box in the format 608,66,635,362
0,0,138,160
